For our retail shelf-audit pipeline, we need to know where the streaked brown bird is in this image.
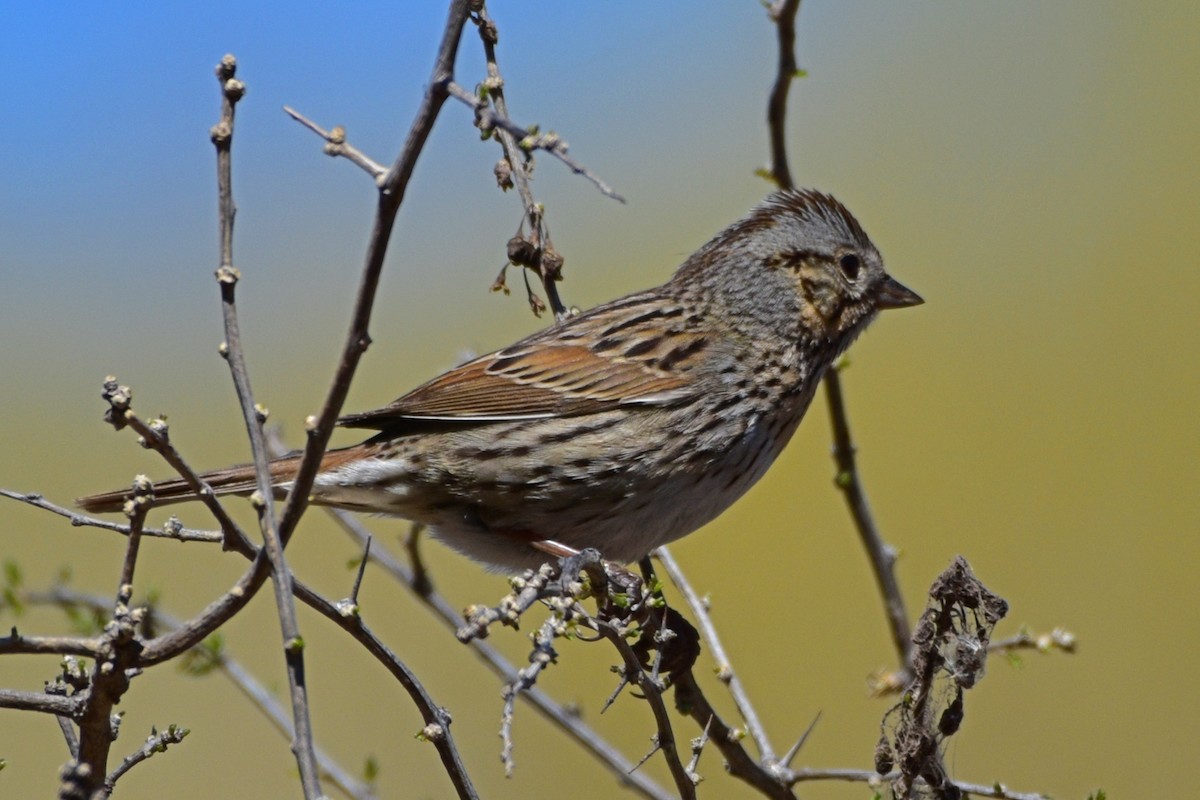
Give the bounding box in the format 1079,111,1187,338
79,189,922,571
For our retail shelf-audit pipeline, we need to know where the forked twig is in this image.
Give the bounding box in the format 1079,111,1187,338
655,546,777,765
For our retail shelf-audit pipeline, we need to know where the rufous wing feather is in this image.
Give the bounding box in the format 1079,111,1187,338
339,295,711,431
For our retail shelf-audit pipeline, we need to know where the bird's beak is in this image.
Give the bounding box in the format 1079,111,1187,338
874,276,924,309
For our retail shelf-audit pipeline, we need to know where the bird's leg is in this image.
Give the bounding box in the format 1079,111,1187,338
530,539,644,609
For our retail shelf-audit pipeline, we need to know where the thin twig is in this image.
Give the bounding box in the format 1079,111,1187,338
348,536,371,608
596,619,696,800
0,490,222,543
30,586,376,800
764,0,913,678
211,56,322,798
102,724,190,796
766,0,801,191
499,613,562,777
277,7,487,793
655,546,776,764
222,655,376,799
56,713,80,760
444,80,624,203
115,475,151,605
294,580,476,799
99,382,256,554
273,0,471,559
684,715,713,784
824,369,912,675
471,3,568,319
282,107,387,179
672,670,795,800
456,564,561,642
989,626,1077,655
318,505,672,800
0,689,81,717
0,631,102,658
783,767,1050,800
137,553,268,666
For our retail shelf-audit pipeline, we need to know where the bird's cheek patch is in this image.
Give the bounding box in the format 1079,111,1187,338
799,275,841,323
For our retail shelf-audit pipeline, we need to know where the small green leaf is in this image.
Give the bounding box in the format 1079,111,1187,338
793,68,808,79
753,167,778,186
2,587,23,615
63,605,104,636
3,560,22,589
363,754,380,782
179,634,225,676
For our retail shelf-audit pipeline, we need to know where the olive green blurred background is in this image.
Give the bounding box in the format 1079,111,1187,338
3,1,1196,797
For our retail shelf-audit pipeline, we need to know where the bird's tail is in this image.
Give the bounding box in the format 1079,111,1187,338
75,447,366,514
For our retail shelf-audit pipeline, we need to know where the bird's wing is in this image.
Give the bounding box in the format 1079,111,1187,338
338,293,713,430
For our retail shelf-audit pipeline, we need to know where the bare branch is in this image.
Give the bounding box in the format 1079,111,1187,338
138,557,266,665
210,53,322,798
320,507,672,800
596,619,696,800
98,379,256,554
347,536,371,609
30,587,376,800
824,365,913,677
283,106,387,179
672,670,795,800
56,713,80,761
0,490,222,544
0,630,102,659
783,767,1051,800
470,4,571,319
655,546,777,764
444,79,625,203
114,475,152,605
765,0,802,191
102,724,190,797
66,603,147,797
0,688,81,717
989,626,1077,656
763,0,913,678
272,0,472,565
499,613,566,777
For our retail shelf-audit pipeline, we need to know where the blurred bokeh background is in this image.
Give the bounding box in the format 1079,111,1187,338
3,1,1196,797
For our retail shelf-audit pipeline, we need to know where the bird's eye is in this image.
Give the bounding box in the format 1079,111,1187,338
838,253,862,281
